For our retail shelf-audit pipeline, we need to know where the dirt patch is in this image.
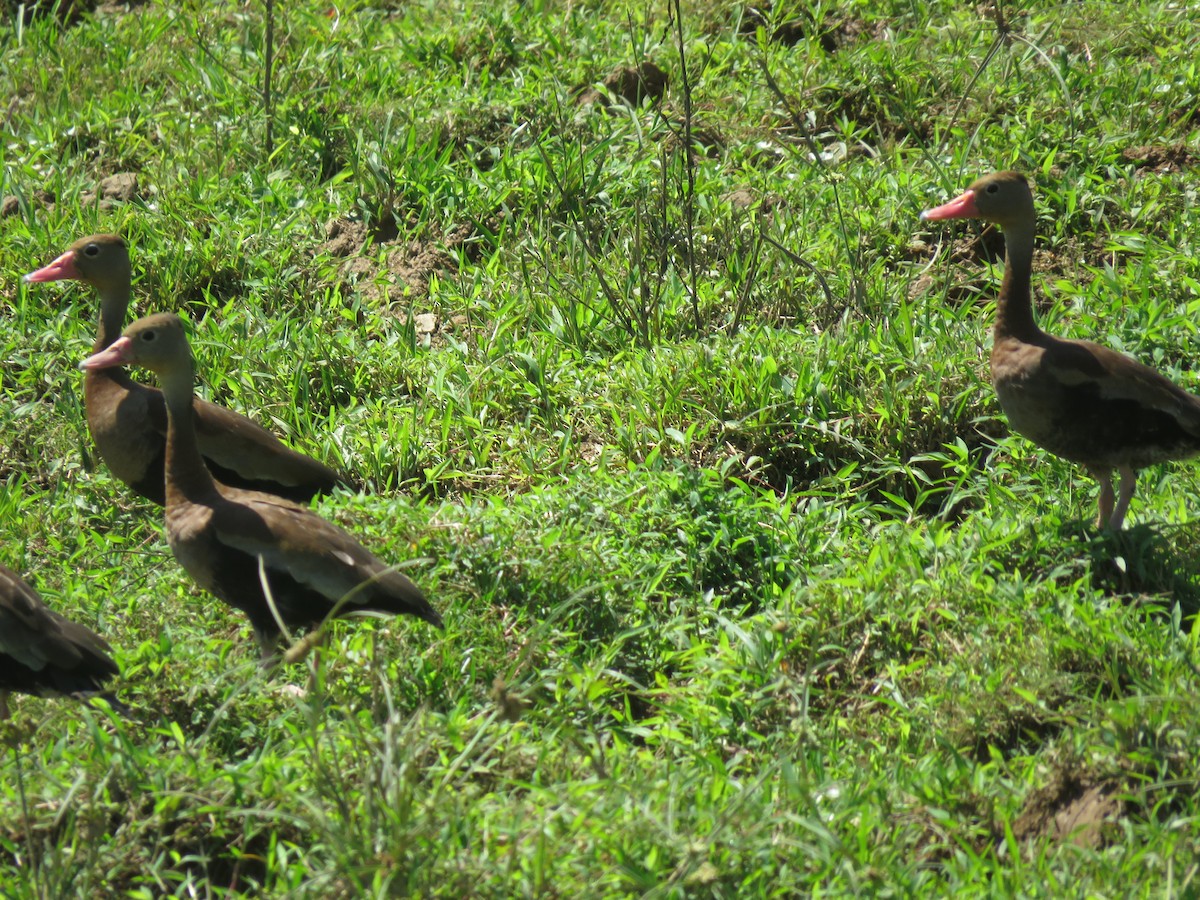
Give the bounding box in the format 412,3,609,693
803,82,930,147
6,173,140,218
912,759,1125,868
673,122,724,158
383,235,460,299
443,106,518,169
576,63,668,109
910,228,1089,309
739,5,883,52
908,227,1004,306
1012,766,1124,849
320,216,477,312
9,0,94,24
1122,143,1197,174
952,228,1006,267
0,189,53,219
82,171,141,208
322,218,371,259
176,265,243,312
96,0,150,13
722,187,783,213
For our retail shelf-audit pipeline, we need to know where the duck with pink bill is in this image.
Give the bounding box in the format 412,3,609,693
0,564,126,719
922,171,1200,530
80,312,442,663
26,234,354,505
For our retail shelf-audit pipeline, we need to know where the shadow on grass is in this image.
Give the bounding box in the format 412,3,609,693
1081,521,1200,623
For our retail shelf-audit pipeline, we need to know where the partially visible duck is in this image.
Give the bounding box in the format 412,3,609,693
25,235,354,505
80,313,442,661
0,564,124,719
922,171,1200,530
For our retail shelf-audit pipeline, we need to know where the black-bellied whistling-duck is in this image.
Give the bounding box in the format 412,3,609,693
0,565,123,719
25,234,354,505
922,171,1200,530
80,313,442,661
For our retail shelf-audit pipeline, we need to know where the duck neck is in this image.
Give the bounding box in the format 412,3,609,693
160,364,219,504
88,282,137,391
993,221,1039,341
94,280,131,352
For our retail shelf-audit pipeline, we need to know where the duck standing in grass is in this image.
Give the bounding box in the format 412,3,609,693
80,312,443,662
26,234,354,505
922,171,1200,530
0,565,124,719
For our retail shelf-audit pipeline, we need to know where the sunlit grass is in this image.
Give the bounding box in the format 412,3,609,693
0,0,1199,895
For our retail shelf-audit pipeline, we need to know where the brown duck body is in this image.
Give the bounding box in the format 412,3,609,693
83,366,348,506
0,565,123,718
923,171,1200,529
81,313,442,660
165,480,443,655
27,235,353,505
991,333,1200,471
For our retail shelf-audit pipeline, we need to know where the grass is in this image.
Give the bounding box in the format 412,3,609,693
1,0,1200,895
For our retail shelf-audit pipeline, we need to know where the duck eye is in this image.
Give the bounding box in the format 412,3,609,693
84,243,100,256
142,330,157,343
986,183,999,194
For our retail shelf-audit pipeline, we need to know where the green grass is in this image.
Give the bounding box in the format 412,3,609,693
1,0,1200,895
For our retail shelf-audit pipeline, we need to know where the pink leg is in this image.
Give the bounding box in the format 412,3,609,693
1090,467,1114,528
1107,466,1137,531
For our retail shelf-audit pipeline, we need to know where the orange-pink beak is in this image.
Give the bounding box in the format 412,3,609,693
920,189,979,222
79,336,135,371
24,250,81,283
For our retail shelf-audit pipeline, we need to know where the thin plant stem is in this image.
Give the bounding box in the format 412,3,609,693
264,0,276,158
671,0,701,334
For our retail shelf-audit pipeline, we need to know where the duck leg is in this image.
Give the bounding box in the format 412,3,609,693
255,629,284,668
1090,466,1115,529
1107,465,1138,532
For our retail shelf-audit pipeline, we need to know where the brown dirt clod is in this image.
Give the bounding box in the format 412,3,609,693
1122,143,1197,174
576,63,668,109
1011,768,1123,849
320,217,474,315
739,3,877,52
81,172,140,209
